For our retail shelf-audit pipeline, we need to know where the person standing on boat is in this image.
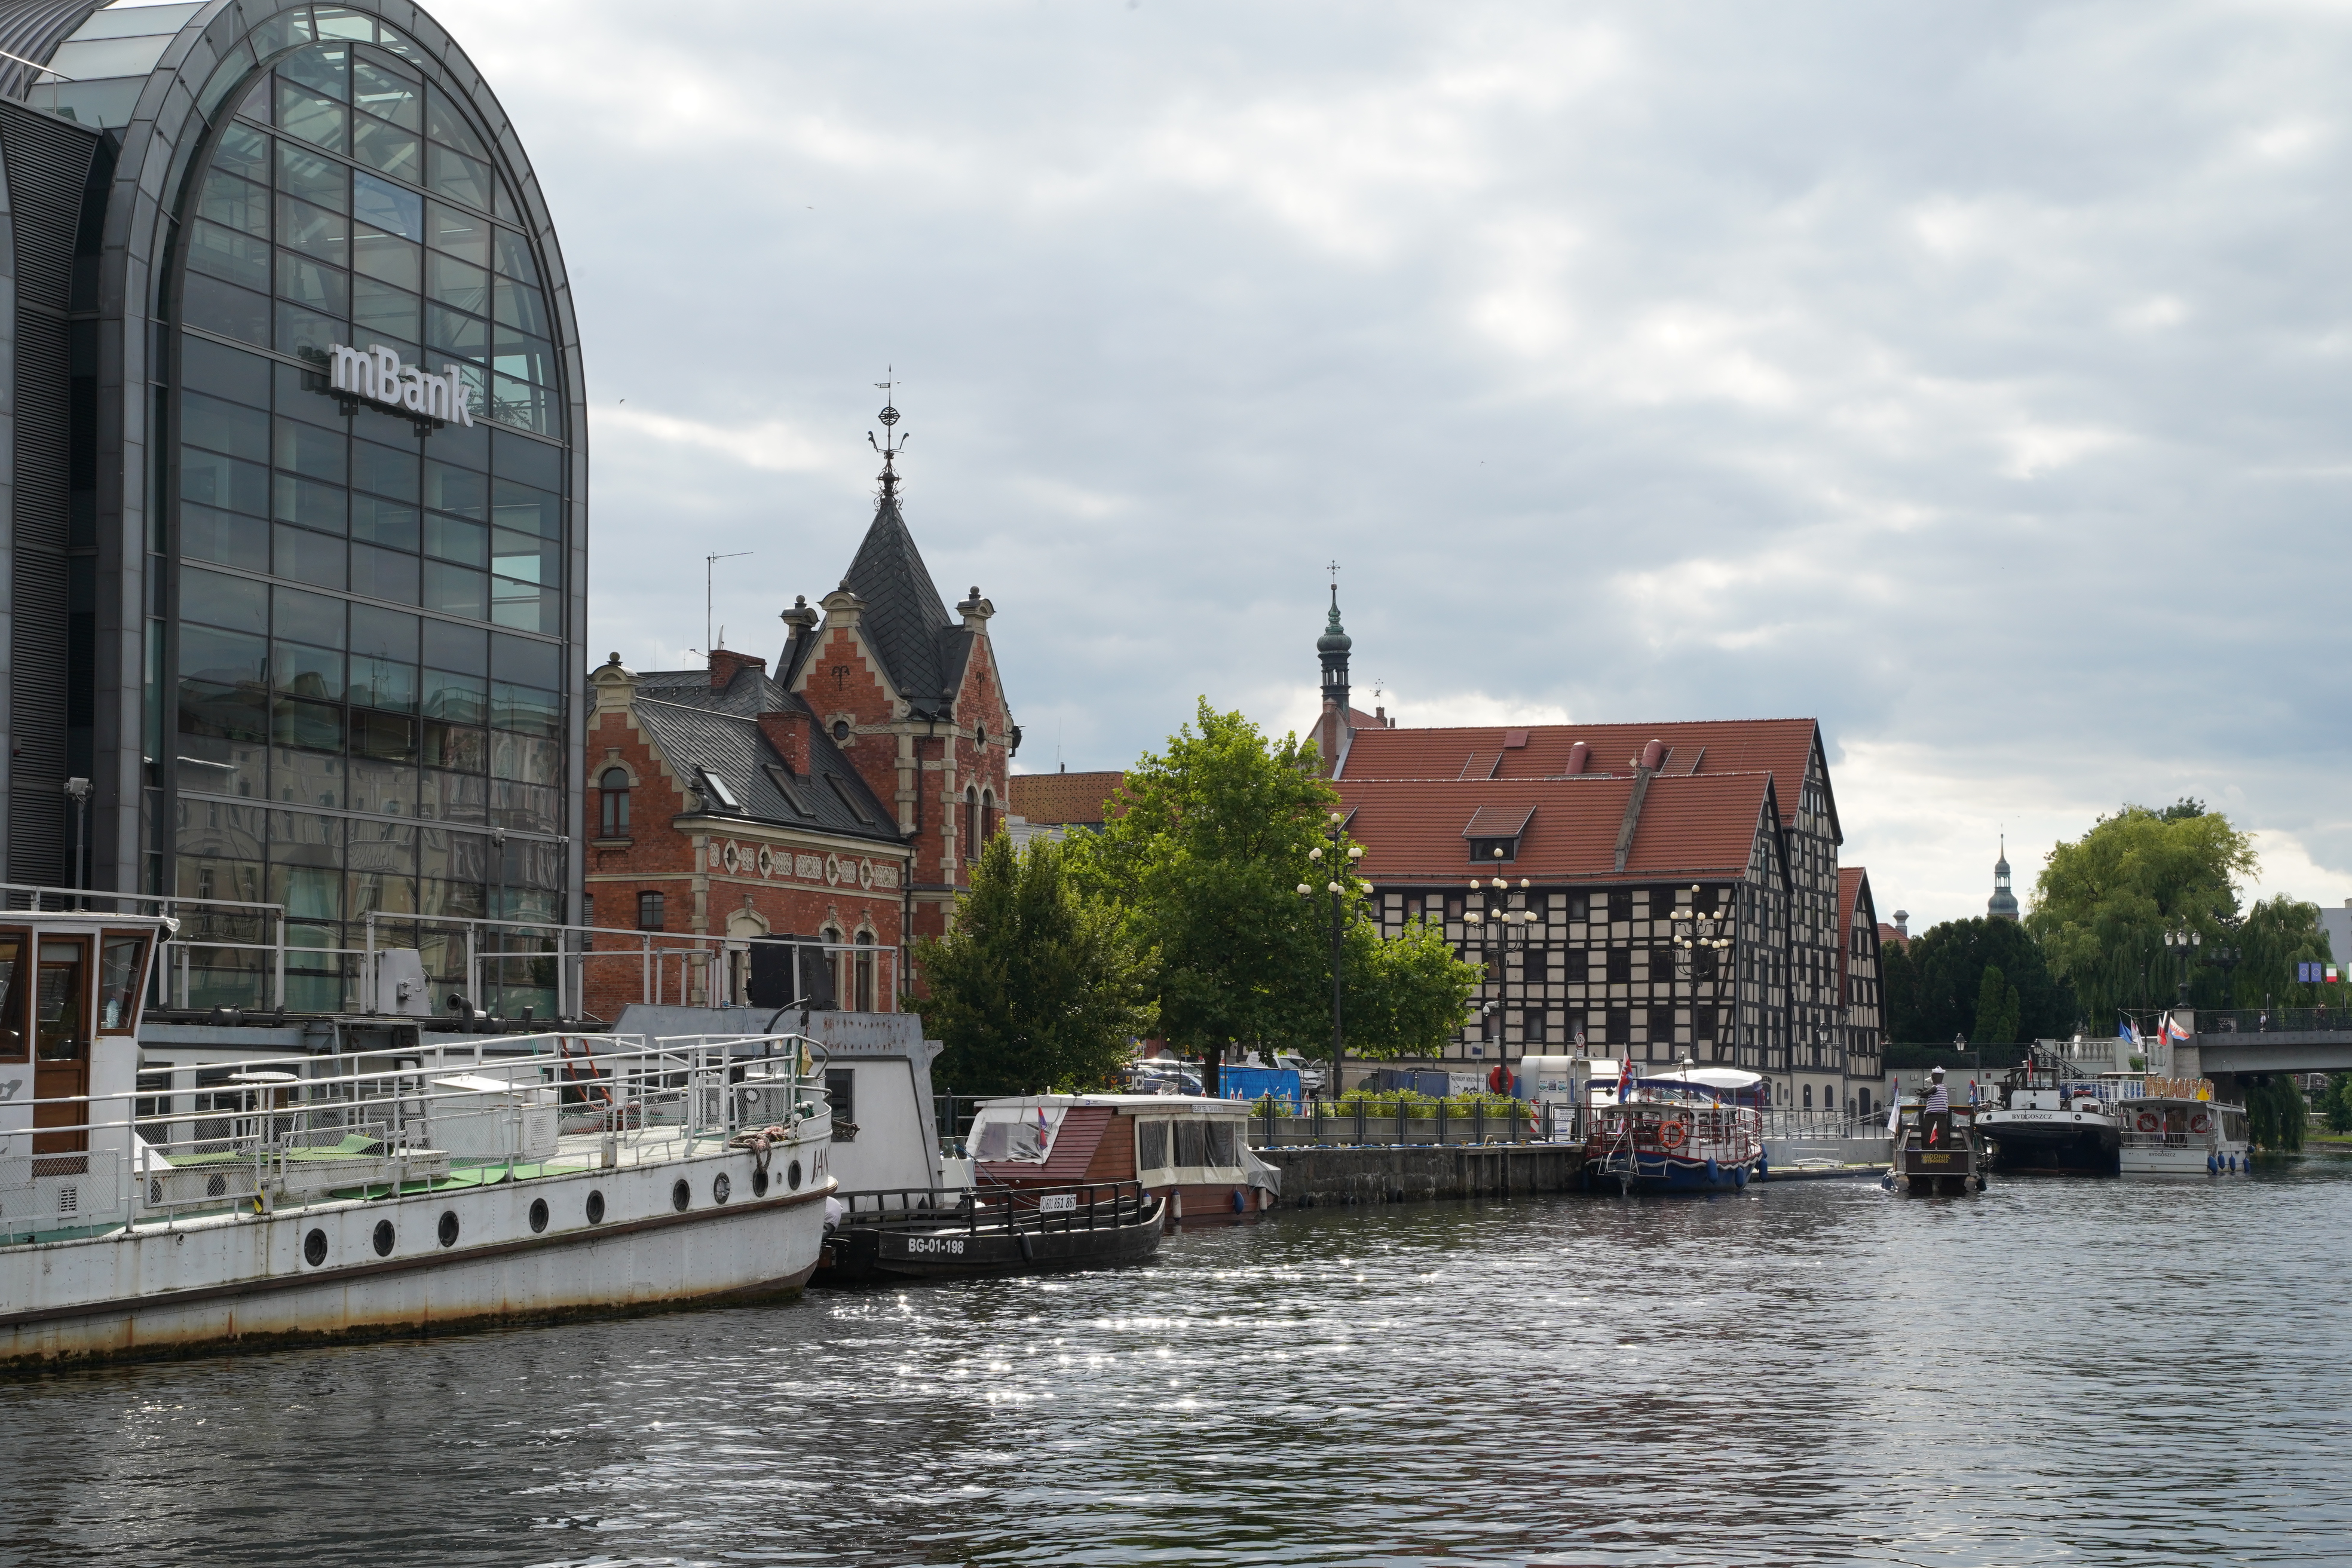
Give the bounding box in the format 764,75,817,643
1922,1066,1952,1147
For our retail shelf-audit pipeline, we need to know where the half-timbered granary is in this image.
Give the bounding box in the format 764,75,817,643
1317,596,1884,1113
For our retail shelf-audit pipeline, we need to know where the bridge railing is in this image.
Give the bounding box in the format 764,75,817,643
2195,1007,2352,1036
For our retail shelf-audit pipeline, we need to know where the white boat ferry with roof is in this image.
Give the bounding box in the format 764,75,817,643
1,912,833,1371
2115,1076,2250,1177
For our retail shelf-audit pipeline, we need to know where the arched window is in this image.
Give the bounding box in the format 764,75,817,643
1803,1083,1814,1110
855,932,877,1012
599,768,630,836
965,786,980,863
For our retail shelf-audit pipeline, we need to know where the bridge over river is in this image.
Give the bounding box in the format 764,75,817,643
2183,1007,2352,1082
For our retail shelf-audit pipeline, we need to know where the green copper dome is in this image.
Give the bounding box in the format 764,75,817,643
1318,597,1352,655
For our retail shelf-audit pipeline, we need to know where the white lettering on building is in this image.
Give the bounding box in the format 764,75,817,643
327,342,474,427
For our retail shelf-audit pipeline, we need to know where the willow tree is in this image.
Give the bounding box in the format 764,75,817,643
2026,803,2256,1018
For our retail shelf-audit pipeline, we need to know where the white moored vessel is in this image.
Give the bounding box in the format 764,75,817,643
2,912,834,1371
2115,1077,2250,1177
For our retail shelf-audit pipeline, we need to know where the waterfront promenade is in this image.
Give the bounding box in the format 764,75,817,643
3,1157,2347,1565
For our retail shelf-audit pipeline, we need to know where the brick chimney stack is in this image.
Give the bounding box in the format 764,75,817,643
709,648,766,688
758,709,813,774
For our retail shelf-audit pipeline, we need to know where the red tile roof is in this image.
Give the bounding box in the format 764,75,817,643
1336,771,1779,887
1009,770,1126,826
1340,718,1833,840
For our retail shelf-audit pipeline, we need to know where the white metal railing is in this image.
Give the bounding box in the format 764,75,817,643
2,881,290,1011
0,1031,826,1241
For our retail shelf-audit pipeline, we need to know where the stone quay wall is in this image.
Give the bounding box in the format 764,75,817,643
1255,1145,1585,1207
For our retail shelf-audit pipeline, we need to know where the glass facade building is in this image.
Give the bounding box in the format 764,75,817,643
0,1,586,1011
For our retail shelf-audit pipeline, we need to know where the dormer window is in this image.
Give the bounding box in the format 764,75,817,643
1468,837,1518,863
700,769,740,811
1460,804,1534,866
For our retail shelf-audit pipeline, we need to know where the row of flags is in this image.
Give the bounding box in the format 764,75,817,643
2119,1016,2194,1046
2295,962,2340,984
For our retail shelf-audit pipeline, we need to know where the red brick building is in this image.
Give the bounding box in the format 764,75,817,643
580,445,1017,1018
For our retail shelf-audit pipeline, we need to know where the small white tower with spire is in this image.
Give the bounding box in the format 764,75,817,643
1987,835,2020,922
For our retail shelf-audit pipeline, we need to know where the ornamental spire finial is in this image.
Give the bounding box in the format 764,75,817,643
867,366,908,502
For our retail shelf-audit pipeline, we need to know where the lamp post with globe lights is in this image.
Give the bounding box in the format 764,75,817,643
1665,885,1735,1065
1462,846,1541,1076
1295,810,1366,1098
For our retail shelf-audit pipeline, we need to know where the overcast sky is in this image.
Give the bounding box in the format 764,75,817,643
438,0,2352,932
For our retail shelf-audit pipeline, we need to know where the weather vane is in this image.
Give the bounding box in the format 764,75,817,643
868,366,908,500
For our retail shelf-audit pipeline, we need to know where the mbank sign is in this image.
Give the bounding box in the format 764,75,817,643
328,343,476,426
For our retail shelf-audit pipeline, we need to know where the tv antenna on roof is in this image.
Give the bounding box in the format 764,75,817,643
706,551,752,654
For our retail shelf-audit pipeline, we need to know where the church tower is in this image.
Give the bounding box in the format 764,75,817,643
1987,836,2020,922
1316,588,1353,776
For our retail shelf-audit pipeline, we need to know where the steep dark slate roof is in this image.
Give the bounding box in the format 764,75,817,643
630,664,901,844
840,497,969,718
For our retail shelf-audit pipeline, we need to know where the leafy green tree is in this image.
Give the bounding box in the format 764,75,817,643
2244,1075,2307,1153
1971,964,2021,1046
2026,804,2256,1017
2318,1073,2352,1136
1884,917,2075,1043
2227,896,2333,1010
911,832,1154,1095
1073,699,1481,1092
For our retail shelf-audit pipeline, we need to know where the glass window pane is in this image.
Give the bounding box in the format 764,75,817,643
421,621,488,678
423,513,485,567
492,782,561,835
491,635,561,690
421,768,487,823
491,276,548,336
351,278,421,348
179,853,265,904
351,542,420,603
494,178,520,226
274,248,348,315
491,478,561,540
182,448,269,517
491,529,558,587
269,864,344,924
489,582,555,633
353,709,417,762
351,654,418,711
424,87,489,160
353,495,420,549
353,58,421,128
272,584,345,647
421,877,486,917
351,114,421,182
183,568,268,635
233,75,273,124
353,170,422,240
179,680,268,745
181,624,267,687
181,335,272,406
273,697,345,752
351,439,419,503
280,45,350,102
350,603,419,660
426,304,486,363
425,250,488,314
351,223,420,290
422,667,486,722
313,9,377,44
275,141,349,213
271,639,344,700
425,142,492,213
489,227,540,286
491,732,560,784
272,746,344,810
348,760,416,817
425,405,488,470
492,333,556,390
489,681,561,736
422,462,486,521
185,393,268,462
210,121,270,182
277,194,349,267
421,561,486,618
275,83,347,152
422,721,485,770
272,523,347,589
347,870,417,916
425,201,491,264
488,375,556,436
274,361,342,428
275,299,345,359
272,474,348,534
198,168,270,237
273,417,347,483
181,503,269,571
183,274,270,345
186,218,270,291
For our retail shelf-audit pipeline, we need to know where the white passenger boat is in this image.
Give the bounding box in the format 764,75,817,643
2115,1077,2250,1177
1,912,832,1371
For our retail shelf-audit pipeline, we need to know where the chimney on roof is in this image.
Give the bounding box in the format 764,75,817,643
1638,738,1667,771
709,648,766,689
1564,741,1590,776
758,709,814,775
1893,909,1909,939
777,595,819,677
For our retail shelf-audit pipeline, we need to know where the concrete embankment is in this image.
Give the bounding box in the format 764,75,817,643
1255,1144,1584,1206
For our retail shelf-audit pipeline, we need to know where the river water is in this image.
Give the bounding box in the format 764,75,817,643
4,1159,2348,1567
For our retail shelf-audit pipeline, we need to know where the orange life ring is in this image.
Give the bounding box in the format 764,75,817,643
1656,1119,1688,1150
2135,1111,2162,1134
2188,1110,2213,1136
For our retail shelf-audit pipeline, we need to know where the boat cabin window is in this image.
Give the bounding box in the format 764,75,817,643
1137,1118,1168,1173
0,929,25,1060
824,1067,855,1128
35,938,89,1062
99,934,149,1032
969,1104,1066,1162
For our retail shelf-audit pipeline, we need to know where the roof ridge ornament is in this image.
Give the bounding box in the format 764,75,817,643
868,366,908,502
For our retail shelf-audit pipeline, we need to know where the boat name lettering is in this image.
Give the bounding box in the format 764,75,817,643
905,1236,965,1255
1039,1194,1077,1213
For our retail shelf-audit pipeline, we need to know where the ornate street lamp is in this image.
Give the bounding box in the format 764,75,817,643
1296,811,1366,1098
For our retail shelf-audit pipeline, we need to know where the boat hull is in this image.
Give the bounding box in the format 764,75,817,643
823,1196,1166,1281
1585,1152,1756,1195
2,1150,831,1373
2119,1144,2252,1177
1980,1114,2120,1176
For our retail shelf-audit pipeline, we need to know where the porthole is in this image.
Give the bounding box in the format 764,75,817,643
528,1197,550,1234
304,1228,329,1267
373,1219,396,1257
787,1159,803,1191
713,1172,732,1205
438,1210,460,1248
751,1167,770,1198
586,1190,606,1224
672,1178,691,1212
